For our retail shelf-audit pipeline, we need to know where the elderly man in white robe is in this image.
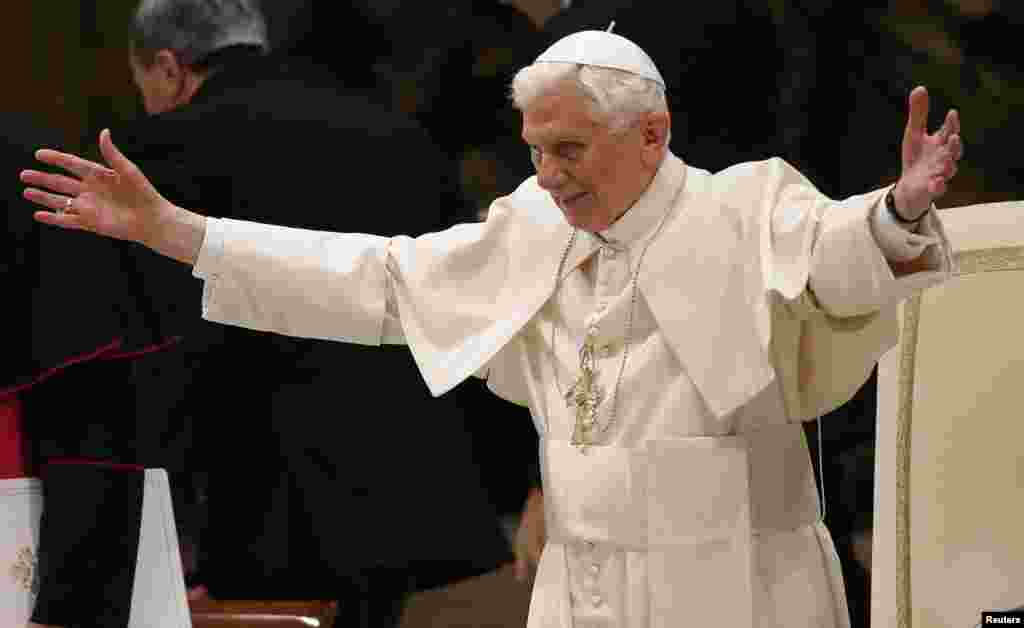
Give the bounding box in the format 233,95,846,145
21,30,961,628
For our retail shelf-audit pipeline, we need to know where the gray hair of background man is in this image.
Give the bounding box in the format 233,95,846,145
130,0,269,67
510,62,669,135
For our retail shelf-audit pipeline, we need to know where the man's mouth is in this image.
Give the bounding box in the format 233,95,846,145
556,191,589,207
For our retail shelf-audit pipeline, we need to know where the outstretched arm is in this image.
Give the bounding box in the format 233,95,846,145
805,86,961,317
21,129,206,266
22,129,398,348
883,86,962,274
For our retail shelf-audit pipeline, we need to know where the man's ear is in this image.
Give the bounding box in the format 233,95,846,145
640,111,671,168
153,49,185,83
643,111,670,149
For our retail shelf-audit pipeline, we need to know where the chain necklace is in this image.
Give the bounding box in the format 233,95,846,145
548,200,676,453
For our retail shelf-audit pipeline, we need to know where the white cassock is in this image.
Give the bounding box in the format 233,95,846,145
191,153,951,627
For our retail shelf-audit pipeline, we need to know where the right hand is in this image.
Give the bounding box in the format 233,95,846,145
21,129,173,246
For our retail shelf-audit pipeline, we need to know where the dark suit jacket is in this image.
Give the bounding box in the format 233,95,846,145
4,112,146,471
2,114,134,399
111,53,512,595
3,113,147,628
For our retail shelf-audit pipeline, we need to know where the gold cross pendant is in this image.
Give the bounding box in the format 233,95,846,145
566,337,603,453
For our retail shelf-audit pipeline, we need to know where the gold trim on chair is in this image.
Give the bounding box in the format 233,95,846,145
894,245,1024,628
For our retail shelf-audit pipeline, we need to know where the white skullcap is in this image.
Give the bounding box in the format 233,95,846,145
534,29,665,88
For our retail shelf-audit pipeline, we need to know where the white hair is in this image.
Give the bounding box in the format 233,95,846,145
131,0,268,66
510,62,668,133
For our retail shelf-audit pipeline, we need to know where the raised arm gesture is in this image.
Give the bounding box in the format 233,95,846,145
21,129,206,265
891,86,964,219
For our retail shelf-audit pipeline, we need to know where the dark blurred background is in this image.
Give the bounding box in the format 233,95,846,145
5,1,1023,627
12,0,1022,205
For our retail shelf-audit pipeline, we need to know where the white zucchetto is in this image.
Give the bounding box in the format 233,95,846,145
534,30,665,88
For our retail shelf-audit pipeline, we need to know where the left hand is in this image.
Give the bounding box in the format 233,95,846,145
187,585,210,602
893,86,963,219
513,488,546,582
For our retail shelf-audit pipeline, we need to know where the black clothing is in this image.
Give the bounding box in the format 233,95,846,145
2,112,146,628
2,114,133,396
110,54,512,605
30,463,144,628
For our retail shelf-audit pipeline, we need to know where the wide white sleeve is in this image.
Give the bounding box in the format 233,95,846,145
805,191,952,318
870,200,940,262
474,338,531,408
745,158,953,420
192,217,397,345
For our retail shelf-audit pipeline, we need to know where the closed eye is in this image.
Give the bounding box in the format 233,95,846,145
529,143,584,164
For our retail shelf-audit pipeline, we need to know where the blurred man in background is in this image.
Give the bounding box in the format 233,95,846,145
110,1,514,625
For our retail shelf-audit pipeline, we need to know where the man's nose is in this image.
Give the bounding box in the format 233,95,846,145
536,157,568,190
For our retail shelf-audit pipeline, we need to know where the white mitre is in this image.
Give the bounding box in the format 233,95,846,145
534,29,665,88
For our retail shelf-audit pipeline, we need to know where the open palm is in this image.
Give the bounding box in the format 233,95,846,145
896,86,963,214
21,129,172,245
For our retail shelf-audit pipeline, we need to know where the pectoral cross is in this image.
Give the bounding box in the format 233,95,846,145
565,334,604,453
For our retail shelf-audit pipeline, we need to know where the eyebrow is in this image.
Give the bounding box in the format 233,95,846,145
522,132,589,146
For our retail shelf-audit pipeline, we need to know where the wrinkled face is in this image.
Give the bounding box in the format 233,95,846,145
129,49,181,115
521,81,661,232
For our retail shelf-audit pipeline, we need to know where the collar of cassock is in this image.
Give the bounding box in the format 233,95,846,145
588,153,684,251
